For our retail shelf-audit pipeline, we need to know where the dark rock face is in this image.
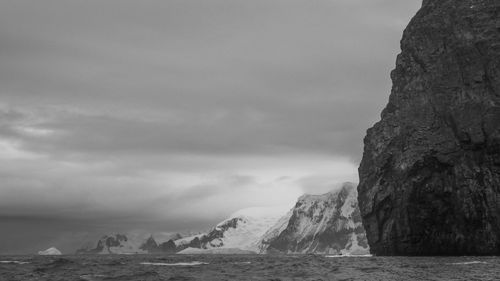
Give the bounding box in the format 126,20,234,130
76,234,128,254
76,234,181,254
358,0,500,255
159,239,177,253
139,236,159,252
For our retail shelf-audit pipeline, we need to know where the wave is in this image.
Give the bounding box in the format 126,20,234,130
79,274,107,281
101,271,159,280
325,254,373,258
140,261,208,266
0,260,30,265
449,261,488,265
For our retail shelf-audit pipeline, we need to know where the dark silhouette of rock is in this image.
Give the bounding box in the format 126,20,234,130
358,0,500,255
76,234,130,254
159,239,177,253
139,235,159,253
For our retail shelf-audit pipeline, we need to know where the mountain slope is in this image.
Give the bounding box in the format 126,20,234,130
74,185,368,255
174,206,289,252
260,183,369,255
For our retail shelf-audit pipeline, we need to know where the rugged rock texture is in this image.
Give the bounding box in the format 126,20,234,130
358,0,500,255
261,183,369,255
139,235,160,253
76,233,180,254
76,234,138,254
159,239,177,253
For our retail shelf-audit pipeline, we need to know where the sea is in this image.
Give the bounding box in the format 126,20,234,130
1,254,499,281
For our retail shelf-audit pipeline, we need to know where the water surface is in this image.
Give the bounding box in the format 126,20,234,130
1,254,498,280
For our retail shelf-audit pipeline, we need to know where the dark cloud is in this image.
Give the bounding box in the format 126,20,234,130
0,0,421,253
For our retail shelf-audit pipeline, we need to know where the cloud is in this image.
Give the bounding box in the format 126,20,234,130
0,0,421,253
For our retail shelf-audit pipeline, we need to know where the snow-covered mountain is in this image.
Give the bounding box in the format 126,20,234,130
75,183,368,255
258,182,369,255
174,206,290,253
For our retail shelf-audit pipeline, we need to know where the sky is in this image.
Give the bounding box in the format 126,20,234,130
0,0,421,254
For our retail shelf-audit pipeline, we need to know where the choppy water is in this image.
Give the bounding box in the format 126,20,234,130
1,254,499,281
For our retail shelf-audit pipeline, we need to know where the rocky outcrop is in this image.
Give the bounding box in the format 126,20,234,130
76,234,139,254
260,183,369,255
159,239,177,253
358,0,500,255
139,235,160,253
76,233,180,254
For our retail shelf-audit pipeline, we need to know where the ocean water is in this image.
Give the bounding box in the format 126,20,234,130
1,254,499,281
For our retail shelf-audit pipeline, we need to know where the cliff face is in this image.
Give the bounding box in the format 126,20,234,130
358,0,500,255
262,183,369,255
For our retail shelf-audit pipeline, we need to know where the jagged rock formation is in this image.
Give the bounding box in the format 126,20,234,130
159,239,177,253
260,183,369,255
76,233,179,254
76,234,142,254
358,0,500,255
139,235,160,253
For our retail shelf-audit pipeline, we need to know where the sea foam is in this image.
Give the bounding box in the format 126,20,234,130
140,261,208,266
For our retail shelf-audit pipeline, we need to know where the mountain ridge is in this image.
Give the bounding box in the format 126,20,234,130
75,183,369,255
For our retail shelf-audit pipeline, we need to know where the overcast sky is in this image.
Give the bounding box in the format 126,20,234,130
0,0,421,254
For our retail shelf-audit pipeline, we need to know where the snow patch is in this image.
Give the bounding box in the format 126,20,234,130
449,261,488,265
325,254,372,258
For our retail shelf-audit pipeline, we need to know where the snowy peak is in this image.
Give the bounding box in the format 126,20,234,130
260,182,369,255
73,185,368,255
174,206,289,252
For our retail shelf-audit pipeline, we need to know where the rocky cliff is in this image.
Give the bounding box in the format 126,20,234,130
358,0,500,255
261,183,369,255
